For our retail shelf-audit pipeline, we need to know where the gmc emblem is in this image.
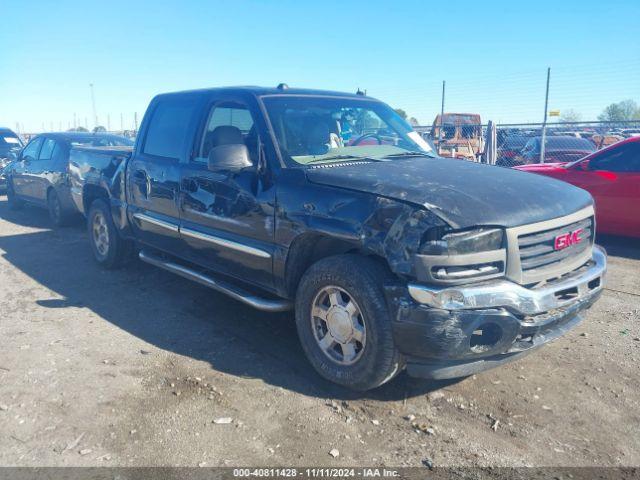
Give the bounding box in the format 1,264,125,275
554,228,584,250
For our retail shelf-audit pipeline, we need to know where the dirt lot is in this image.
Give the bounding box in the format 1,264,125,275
0,195,639,468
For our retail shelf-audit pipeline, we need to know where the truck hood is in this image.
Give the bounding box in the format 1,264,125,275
305,157,593,229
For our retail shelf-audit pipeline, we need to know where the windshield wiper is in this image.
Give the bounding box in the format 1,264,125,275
306,154,382,164
379,151,434,159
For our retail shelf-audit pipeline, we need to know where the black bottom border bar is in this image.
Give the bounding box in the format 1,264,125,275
0,467,638,480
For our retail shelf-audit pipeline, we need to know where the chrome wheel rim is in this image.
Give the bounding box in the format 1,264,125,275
311,286,366,365
92,212,109,257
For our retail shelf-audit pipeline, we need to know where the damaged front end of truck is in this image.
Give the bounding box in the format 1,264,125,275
375,202,606,379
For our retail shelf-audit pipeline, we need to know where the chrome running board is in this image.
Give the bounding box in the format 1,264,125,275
138,250,292,312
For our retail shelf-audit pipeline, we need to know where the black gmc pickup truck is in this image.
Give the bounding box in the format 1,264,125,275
69,86,606,390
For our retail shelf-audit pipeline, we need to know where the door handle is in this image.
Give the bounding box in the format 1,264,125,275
132,170,150,198
133,170,148,184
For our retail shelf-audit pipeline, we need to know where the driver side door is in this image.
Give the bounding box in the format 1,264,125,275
179,95,276,290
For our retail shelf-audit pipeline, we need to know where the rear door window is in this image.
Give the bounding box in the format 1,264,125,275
38,138,56,161
51,142,67,164
143,98,199,159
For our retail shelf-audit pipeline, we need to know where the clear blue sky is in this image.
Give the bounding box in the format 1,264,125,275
1,0,639,132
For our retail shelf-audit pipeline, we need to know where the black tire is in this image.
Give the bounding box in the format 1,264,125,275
47,189,71,227
295,254,404,391
87,199,132,269
6,180,24,210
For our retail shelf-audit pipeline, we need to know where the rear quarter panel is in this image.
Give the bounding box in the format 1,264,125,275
68,147,132,218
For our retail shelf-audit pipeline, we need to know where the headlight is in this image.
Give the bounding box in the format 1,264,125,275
416,227,506,284
420,227,504,255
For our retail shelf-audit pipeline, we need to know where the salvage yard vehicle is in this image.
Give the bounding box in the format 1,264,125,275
514,135,596,165
517,136,640,237
69,86,606,390
429,113,483,160
496,135,529,166
0,127,24,192
5,132,133,226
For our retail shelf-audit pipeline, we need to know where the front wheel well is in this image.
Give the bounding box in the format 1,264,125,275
284,233,391,298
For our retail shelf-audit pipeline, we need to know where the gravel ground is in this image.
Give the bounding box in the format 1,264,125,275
0,196,639,468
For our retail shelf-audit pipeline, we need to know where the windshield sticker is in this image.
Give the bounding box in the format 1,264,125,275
3,137,21,144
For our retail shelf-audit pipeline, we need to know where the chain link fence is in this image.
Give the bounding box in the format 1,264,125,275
415,120,640,167
17,121,640,168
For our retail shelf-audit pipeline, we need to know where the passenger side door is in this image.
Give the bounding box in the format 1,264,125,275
127,96,200,254
179,97,276,289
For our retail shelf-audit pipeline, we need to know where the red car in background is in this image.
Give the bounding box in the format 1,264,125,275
516,136,640,237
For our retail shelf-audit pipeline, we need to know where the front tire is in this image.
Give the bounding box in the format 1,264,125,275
295,254,404,391
87,199,132,269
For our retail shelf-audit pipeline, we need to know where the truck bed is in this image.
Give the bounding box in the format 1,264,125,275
69,145,133,215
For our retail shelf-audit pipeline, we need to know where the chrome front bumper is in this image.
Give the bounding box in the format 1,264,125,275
407,245,606,317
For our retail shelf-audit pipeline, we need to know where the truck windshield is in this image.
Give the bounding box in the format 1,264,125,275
261,96,434,165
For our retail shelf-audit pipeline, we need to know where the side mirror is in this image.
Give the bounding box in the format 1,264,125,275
208,144,252,172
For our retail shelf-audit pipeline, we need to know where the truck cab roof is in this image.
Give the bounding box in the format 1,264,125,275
154,86,376,101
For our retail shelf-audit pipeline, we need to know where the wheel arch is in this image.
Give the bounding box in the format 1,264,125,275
283,232,391,298
82,183,110,214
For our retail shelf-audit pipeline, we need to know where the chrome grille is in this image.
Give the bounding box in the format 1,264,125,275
517,217,593,281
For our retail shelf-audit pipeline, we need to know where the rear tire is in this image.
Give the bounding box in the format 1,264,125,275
47,189,71,227
87,199,132,269
295,254,404,391
6,180,24,210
